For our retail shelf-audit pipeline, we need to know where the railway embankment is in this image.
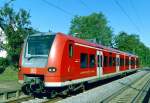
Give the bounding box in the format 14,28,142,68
0,81,22,102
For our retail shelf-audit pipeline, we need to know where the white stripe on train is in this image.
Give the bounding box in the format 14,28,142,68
44,69,138,87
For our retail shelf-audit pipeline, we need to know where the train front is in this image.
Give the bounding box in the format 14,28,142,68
18,32,62,95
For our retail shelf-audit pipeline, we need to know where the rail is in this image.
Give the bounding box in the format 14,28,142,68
101,72,150,103
0,89,32,103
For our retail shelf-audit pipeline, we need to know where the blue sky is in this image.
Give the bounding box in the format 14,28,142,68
0,0,150,47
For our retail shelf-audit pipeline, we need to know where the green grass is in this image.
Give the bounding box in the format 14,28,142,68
0,66,18,81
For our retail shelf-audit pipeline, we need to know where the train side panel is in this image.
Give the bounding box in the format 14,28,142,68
62,42,97,81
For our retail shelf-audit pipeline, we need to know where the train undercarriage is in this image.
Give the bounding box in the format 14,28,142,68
21,75,85,98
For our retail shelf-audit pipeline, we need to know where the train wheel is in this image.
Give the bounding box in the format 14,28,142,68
21,84,31,95
50,90,57,98
81,84,85,92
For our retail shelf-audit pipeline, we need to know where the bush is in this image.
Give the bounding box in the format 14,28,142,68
0,57,8,74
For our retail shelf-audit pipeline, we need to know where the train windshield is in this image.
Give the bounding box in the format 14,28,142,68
26,35,55,58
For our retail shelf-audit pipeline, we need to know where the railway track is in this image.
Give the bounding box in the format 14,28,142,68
5,96,33,103
7,97,62,103
4,70,149,103
101,72,150,103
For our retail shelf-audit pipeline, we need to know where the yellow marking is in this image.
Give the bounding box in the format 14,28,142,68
80,70,95,74
30,68,36,74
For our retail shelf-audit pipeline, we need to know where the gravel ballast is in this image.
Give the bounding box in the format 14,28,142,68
57,70,148,103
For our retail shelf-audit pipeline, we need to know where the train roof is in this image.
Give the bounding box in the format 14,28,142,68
57,32,138,58
29,32,55,37
29,32,138,58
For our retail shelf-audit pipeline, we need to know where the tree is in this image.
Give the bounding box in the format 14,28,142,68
0,57,8,73
114,31,150,67
69,13,113,46
0,2,36,67
114,32,140,53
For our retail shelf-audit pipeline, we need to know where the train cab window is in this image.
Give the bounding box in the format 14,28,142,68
90,54,95,68
80,53,88,68
104,56,108,67
109,56,113,66
69,44,73,58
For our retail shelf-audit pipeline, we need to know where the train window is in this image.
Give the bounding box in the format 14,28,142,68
100,55,103,67
123,59,125,66
131,59,135,66
120,58,122,66
109,56,113,66
129,59,131,65
125,59,129,66
116,58,120,66
26,35,55,56
104,56,108,67
80,53,88,68
97,55,103,67
97,55,100,67
69,44,73,58
136,59,139,66
90,54,95,68
120,58,124,66
113,57,116,66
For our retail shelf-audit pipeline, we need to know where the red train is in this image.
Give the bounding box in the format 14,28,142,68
18,32,139,97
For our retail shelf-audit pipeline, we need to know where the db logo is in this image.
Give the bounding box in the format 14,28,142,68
30,68,36,74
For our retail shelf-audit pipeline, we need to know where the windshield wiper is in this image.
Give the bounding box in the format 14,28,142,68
27,55,48,60
27,56,37,60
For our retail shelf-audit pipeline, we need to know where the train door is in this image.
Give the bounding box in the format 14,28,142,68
96,50,103,78
135,57,136,69
67,41,74,79
116,55,120,72
129,57,131,69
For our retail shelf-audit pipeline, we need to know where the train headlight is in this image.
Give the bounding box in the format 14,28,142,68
48,67,56,72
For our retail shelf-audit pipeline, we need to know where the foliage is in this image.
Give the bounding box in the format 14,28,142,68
69,13,150,66
69,13,113,46
114,32,150,67
0,2,36,67
0,57,8,73
114,32,140,52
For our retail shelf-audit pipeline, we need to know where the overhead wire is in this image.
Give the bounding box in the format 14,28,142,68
129,0,143,27
113,0,141,34
80,0,92,12
41,0,74,16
